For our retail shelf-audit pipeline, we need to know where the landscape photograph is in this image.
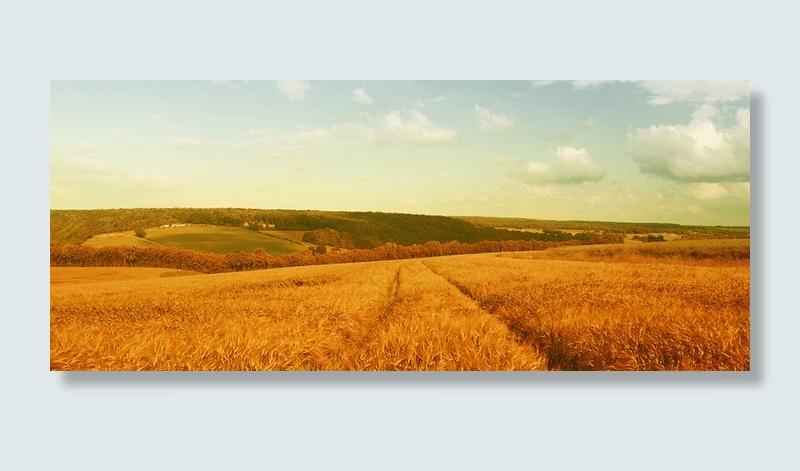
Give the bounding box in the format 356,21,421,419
50,80,750,371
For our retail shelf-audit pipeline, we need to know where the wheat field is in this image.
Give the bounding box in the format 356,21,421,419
424,252,749,370
50,241,749,371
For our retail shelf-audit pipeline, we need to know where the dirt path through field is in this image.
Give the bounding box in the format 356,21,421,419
352,259,546,370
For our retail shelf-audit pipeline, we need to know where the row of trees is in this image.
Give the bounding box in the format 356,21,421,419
302,227,356,249
50,237,607,275
300,226,624,251
631,234,667,242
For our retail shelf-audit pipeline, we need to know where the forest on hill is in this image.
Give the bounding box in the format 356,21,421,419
51,208,749,254
50,208,623,248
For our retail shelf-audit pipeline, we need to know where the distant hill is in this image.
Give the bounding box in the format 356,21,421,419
51,208,584,248
456,216,750,240
50,208,746,250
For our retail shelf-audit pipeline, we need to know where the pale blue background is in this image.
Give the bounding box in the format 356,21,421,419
3,1,795,469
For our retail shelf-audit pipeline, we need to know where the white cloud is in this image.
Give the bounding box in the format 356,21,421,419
51,153,178,186
352,87,373,105
582,117,598,129
627,106,750,182
636,81,749,105
150,114,164,120
210,80,242,88
171,110,454,163
571,80,615,90
51,154,114,175
275,80,310,101
689,181,751,201
415,96,448,107
731,181,750,199
233,123,375,160
166,137,229,149
687,204,704,215
511,146,607,185
166,138,201,149
238,128,331,156
586,189,640,207
692,183,730,200
370,110,456,145
736,107,750,129
256,124,373,147
567,80,749,104
51,153,181,208
109,127,134,135
532,81,749,106
77,141,99,153
474,105,514,132
586,192,612,205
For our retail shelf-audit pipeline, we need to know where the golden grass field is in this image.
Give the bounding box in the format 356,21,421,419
50,239,749,371
51,267,201,284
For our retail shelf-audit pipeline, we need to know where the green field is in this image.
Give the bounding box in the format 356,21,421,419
143,226,305,255
85,226,303,255
259,230,313,246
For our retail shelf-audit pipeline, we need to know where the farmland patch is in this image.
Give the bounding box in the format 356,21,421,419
144,226,305,255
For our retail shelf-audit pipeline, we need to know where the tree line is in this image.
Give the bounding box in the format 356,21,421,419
631,234,667,242
50,237,618,274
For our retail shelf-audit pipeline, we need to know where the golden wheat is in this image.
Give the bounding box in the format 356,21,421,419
51,260,545,370
424,251,749,371
51,241,749,371
505,238,750,267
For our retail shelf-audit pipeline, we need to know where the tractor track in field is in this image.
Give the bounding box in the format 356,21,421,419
420,260,535,351
377,259,493,325
420,260,484,310
378,265,402,322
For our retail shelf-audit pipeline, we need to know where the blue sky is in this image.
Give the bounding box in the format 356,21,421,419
50,80,750,225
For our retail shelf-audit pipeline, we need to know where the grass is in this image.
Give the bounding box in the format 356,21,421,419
83,232,167,249
51,242,749,371
138,226,305,255
260,230,311,246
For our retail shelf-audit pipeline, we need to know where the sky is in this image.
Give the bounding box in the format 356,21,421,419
50,80,750,226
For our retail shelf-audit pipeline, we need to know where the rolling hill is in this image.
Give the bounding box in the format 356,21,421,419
50,208,583,248
83,226,306,255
